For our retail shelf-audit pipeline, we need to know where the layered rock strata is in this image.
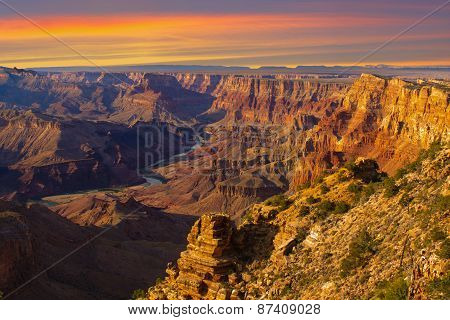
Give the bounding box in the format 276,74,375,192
149,214,241,300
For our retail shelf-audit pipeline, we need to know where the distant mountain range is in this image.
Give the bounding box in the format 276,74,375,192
30,64,450,78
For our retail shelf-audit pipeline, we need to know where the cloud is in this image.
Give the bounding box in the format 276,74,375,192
0,10,448,68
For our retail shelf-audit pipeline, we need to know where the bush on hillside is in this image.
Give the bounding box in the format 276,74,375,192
296,227,309,243
430,227,446,241
439,239,450,259
432,195,450,212
347,183,362,194
427,272,450,299
340,229,377,277
363,183,377,197
264,194,292,211
383,177,399,198
131,289,146,300
298,205,310,216
334,201,351,214
399,193,413,207
306,196,320,204
320,184,330,194
374,274,409,300
314,200,335,220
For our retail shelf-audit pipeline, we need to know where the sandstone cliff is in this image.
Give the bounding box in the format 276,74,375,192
175,73,350,123
147,143,449,300
135,74,448,216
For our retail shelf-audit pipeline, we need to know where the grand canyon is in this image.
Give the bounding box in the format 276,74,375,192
0,65,448,300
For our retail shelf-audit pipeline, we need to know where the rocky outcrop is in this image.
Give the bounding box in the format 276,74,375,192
217,175,285,198
109,73,214,124
147,144,449,300
174,73,223,95
331,74,449,171
149,214,242,300
175,73,350,123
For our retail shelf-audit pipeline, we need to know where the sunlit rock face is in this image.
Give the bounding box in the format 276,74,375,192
134,73,448,215
148,213,241,300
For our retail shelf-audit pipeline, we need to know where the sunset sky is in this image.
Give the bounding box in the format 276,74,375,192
0,0,449,68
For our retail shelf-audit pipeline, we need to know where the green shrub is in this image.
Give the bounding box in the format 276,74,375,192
394,167,409,180
432,195,450,212
299,205,310,216
315,200,335,220
296,227,309,243
363,183,377,198
344,160,357,172
297,181,311,191
317,200,335,212
430,228,446,241
422,141,442,161
265,194,292,211
347,183,362,194
344,159,384,183
334,201,351,214
439,239,450,259
306,196,320,204
427,272,450,299
131,289,146,300
340,229,377,277
416,209,433,229
383,178,399,198
320,184,330,194
374,274,409,300
399,193,413,207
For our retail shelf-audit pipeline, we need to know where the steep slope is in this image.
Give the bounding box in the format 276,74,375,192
0,199,195,299
0,109,191,198
147,143,449,300
175,73,350,123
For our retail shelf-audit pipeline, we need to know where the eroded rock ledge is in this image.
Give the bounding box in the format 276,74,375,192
149,213,244,300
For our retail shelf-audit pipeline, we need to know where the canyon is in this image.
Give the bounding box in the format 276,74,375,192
0,66,448,299
149,144,449,300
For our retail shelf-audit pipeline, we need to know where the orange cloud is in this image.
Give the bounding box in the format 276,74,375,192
0,14,447,68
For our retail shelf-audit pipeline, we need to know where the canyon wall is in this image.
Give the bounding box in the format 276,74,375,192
135,74,448,214
1,68,448,211
175,73,350,123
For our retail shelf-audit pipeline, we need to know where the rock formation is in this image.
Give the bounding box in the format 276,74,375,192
135,73,448,215
149,213,242,300
175,73,350,123
148,144,449,300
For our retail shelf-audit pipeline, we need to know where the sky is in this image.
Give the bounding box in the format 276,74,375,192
0,0,449,68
